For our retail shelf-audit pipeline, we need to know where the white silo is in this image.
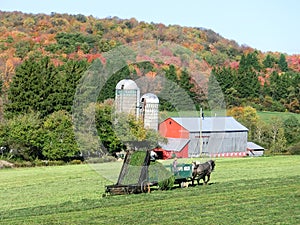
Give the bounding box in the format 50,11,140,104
115,79,140,118
140,93,159,131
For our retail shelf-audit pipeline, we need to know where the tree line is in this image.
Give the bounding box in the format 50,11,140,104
227,106,300,155
211,51,300,113
0,56,173,161
0,52,299,162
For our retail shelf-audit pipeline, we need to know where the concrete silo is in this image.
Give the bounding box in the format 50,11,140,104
115,79,140,118
140,93,159,131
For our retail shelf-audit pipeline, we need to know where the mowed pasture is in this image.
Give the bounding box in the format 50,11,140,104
257,111,300,123
161,110,300,126
0,156,299,225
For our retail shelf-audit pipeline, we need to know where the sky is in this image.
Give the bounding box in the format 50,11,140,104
1,0,300,54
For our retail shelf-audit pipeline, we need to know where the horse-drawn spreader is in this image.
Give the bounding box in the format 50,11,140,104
105,150,152,195
104,150,215,195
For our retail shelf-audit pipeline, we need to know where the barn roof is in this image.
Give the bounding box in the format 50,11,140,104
159,138,190,152
247,142,265,150
170,117,248,133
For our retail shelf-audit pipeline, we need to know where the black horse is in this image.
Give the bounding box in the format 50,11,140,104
191,160,215,185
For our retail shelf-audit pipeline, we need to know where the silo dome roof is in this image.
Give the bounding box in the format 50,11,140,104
116,79,139,90
140,93,159,103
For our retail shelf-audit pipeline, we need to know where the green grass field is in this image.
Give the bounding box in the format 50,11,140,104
257,111,300,123
0,156,299,225
161,110,300,123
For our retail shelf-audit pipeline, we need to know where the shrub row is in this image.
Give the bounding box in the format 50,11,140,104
84,156,117,164
2,155,119,168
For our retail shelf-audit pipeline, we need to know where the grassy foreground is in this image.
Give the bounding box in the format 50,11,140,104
0,156,299,225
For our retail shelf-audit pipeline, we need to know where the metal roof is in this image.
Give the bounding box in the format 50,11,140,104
159,138,190,152
247,142,264,150
170,117,248,132
116,79,139,90
140,93,159,104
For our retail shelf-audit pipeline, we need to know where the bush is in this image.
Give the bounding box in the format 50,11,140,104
33,160,46,167
288,143,300,155
13,161,33,167
69,159,82,165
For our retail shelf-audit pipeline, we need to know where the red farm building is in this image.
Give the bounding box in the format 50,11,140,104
155,117,249,159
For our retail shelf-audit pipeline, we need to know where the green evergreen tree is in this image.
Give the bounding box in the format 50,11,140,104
263,54,275,68
283,72,300,112
6,57,88,118
160,65,180,111
236,52,261,98
213,67,236,91
58,59,89,112
238,54,247,72
207,73,226,109
159,80,194,111
0,78,2,96
278,54,288,72
268,71,293,111
236,68,260,98
212,67,238,106
6,56,59,118
159,64,198,111
178,68,195,99
283,116,300,144
165,64,178,83
98,65,131,102
248,51,261,71
269,71,281,101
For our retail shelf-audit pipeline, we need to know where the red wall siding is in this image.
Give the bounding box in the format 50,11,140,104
172,143,189,158
159,118,189,139
158,118,189,158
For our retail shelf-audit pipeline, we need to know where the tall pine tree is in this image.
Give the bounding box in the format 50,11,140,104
6,56,58,117
6,56,88,118
236,52,261,98
278,54,288,72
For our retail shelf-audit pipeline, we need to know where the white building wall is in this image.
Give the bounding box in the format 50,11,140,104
115,89,140,117
140,93,159,131
142,103,159,130
188,131,248,157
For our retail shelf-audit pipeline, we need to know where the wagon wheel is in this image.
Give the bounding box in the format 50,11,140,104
141,180,150,193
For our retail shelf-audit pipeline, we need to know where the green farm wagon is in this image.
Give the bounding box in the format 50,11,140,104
164,163,193,185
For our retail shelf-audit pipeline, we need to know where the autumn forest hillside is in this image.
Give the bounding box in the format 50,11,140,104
0,11,299,161
1,11,300,113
